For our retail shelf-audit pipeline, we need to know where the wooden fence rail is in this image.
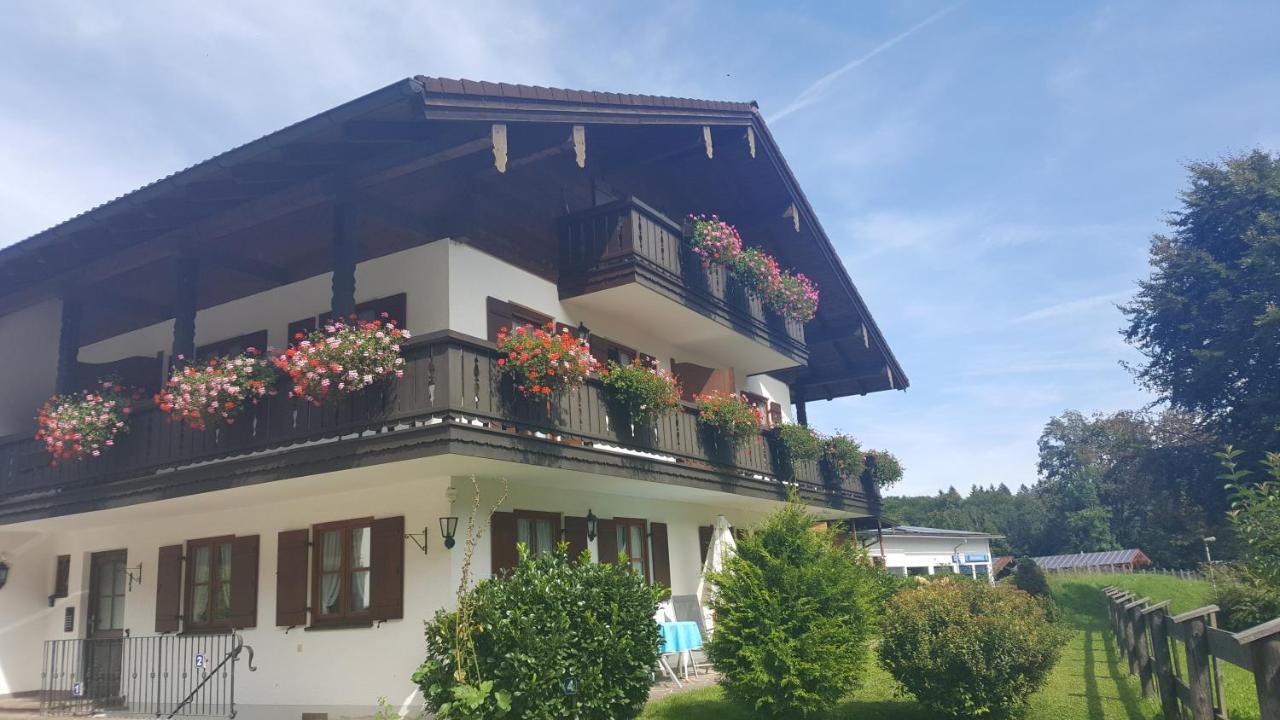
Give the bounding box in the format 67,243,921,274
1103,585,1280,719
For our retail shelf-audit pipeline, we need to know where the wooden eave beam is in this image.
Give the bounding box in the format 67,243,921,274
194,252,291,286
0,134,496,317
419,96,755,127
91,289,172,320
342,120,433,143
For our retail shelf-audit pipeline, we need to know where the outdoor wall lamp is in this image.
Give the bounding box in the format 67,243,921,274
0,559,9,590
586,509,598,542
405,526,430,556
577,322,590,342
440,516,459,549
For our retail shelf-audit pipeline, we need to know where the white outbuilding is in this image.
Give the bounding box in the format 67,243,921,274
859,525,1002,583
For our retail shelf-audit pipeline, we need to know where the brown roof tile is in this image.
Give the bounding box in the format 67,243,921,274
414,76,756,113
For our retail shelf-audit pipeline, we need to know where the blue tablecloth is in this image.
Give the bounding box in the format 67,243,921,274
659,621,703,654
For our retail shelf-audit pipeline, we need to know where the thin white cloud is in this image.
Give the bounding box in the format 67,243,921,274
1012,290,1131,324
768,3,962,123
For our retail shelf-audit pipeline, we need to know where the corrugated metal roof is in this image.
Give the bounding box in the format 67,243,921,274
860,525,1003,539
1031,549,1148,570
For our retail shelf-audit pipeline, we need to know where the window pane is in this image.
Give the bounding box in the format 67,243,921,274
534,520,553,556
616,525,626,552
351,527,371,569
218,542,233,582
214,582,231,621
629,526,643,557
321,531,342,572
319,573,341,615
517,519,532,550
96,597,113,630
193,546,211,583
111,593,125,628
112,562,126,596
350,570,370,612
191,585,210,623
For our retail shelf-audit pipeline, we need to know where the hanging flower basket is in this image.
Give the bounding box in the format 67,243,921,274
688,213,819,323
688,214,744,266
823,432,865,482
600,358,681,426
35,380,137,464
156,348,277,430
496,322,596,398
695,391,762,443
274,316,409,405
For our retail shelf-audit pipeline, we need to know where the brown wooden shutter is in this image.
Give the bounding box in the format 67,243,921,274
228,535,260,629
597,518,619,564
491,511,518,574
369,516,405,621
563,516,589,562
769,402,783,426
486,298,513,341
276,529,310,627
155,544,184,633
52,555,71,600
650,522,672,590
699,525,714,565
672,362,736,401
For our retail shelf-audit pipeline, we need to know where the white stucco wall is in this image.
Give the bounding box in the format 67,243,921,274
78,241,450,365
0,299,60,437
0,463,777,712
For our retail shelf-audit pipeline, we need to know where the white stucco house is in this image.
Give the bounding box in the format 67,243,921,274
0,77,907,719
860,525,1001,583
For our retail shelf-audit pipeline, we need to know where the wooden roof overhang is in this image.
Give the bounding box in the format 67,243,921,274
0,76,906,398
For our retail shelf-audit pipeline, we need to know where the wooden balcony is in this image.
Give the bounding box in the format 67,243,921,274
559,198,808,367
0,333,876,524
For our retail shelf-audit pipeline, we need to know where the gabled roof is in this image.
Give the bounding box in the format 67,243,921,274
1031,549,1152,570
0,76,906,398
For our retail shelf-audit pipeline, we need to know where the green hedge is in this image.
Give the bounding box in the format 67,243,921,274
413,548,663,719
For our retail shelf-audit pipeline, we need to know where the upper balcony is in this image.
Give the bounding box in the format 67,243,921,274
559,198,807,375
0,332,878,525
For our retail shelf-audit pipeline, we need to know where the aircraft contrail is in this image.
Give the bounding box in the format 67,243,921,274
768,3,962,123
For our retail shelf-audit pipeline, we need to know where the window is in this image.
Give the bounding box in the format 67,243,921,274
186,536,233,630
613,517,649,583
589,335,637,368
320,294,408,328
312,518,374,622
515,511,561,557
196,330,268,361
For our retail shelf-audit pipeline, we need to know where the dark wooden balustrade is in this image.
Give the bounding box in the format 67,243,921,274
0,333,873,520
559,198,808,357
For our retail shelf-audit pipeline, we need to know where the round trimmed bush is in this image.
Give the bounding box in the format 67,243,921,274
1014,556,1051,598
878,579,1070,718
706,497,881,718
413,548,663,720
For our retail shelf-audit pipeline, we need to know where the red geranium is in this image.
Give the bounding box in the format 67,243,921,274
273,315,409,405
35,380,137,464
156,348,277,430
496,322,596,398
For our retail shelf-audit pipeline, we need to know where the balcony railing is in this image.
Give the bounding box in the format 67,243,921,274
559,198,807,359
0,333,875,521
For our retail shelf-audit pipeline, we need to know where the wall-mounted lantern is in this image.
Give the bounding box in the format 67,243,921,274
0,560,9,590
440,517,459,549
585,509,598,542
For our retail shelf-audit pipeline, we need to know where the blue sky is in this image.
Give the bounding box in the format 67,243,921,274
3,1,1278,495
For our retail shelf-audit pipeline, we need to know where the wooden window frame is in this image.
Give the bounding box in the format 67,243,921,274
513,510,563,558
310,516,374,627
320,293,408,328
184,535,235,633
589,334,638,368
509,302,552,330
196,330,268,362
613,517,651,584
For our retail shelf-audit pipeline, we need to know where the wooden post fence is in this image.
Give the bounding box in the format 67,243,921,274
1101,587,1280,720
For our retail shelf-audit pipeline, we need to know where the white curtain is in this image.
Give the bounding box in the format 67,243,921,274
320,532,342,614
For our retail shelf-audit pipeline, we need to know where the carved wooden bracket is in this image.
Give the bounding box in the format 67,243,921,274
746,126,756,158
702,126,714,159
491,124,508,173
783,203,800,233
572,125,586,168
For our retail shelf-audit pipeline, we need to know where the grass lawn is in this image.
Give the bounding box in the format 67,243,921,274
641,572,1263,719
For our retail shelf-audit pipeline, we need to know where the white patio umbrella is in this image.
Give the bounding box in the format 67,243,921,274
694,514,737,636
